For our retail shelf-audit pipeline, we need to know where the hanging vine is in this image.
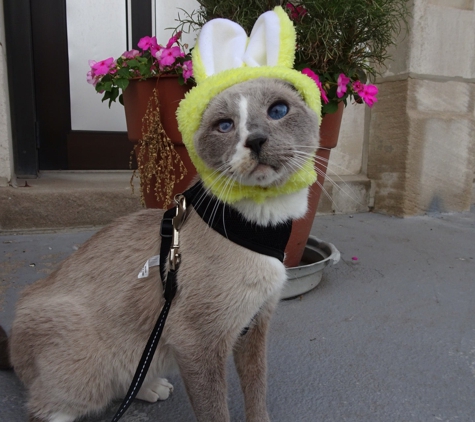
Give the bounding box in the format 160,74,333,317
130,87,187,208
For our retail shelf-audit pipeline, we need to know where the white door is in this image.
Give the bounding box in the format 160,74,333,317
66,0,199,132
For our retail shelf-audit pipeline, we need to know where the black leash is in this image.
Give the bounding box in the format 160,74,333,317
110,196,184,422
110,183,292,421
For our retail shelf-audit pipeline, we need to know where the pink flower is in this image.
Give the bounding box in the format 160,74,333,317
90,57,115,77
166,31,182,48
336,73,350,98
182,60,193,81
353,81,378,107
352,80,363,92
286,3,307,21
138,36,158,52
122,49,141,59
157,46,183,68
86,70,98,86
302,68,329,104
359,84,378,107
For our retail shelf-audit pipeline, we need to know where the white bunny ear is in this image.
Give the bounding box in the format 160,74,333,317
243,10,281,67
196,18,248,78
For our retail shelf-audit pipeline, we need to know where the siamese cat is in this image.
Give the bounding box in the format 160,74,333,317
1,78,320,422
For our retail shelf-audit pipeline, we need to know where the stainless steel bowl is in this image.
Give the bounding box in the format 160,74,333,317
282,236,340,300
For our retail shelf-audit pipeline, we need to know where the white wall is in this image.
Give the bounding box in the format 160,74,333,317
327,102,366,178
67,0,128,131
67,0,200,132
153,0,199,47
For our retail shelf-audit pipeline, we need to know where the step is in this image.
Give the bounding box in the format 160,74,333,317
0,171,373,233
0,171,143,232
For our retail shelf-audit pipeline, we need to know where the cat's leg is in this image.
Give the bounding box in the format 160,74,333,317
136,377,174,402
233,295,279,422
174,336,231,422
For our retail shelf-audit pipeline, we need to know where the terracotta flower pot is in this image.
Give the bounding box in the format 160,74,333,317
122,75,197,209
284,102,344,267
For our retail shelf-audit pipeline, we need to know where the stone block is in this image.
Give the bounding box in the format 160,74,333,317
367,78,475,216
414,80,471,114
316,175,371,215
0,172,143,231
410,2,475,79
367,80,410,215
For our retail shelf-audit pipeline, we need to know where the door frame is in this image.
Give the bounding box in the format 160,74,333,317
3,0,152,175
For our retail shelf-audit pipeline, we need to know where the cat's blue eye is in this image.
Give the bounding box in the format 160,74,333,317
217,119,234,133
268,102,289,120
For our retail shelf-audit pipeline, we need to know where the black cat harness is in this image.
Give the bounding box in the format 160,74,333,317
111,182,292,421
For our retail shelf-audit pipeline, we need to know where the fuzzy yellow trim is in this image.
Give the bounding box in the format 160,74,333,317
177,66,321,203
274,6,296,69
176,6,322,204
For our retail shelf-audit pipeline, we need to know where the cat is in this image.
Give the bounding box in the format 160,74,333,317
1,77,320,422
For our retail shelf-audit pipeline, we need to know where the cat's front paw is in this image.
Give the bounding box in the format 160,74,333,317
136,377,174,403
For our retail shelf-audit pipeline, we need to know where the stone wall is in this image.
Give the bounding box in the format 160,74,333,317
367,0,475,216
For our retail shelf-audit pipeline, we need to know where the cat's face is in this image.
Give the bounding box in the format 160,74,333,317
194,78,320,188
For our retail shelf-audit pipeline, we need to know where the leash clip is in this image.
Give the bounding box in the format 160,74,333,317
169,194,187,271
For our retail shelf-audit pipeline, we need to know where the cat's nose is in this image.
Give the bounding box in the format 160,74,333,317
245,134,267,156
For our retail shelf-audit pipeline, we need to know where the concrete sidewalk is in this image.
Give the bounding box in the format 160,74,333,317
1,209,474,422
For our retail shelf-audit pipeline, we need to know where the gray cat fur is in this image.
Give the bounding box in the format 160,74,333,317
2,78,320,422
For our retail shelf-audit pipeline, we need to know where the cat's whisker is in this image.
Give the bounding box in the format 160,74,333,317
287,152,364,209
313,167,365,208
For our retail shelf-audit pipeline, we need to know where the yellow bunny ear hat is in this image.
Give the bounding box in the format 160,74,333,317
176,6,322,204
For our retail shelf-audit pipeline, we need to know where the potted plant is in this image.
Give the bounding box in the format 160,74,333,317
177,0,408,265
87,33,197,209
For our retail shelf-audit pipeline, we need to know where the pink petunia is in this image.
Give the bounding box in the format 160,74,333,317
182,60,193,81
138,36,158,52
86,70,98,86
90,57,115,77
302,68,329,104
122,49,141,59
353,81,378,107
352,80,364,93
286,3,307,21
166,31,182,48
157,46,183,68
151,44,162,59
336,73,351,98
359,84,378,107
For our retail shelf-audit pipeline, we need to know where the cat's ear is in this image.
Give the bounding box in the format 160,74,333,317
193,6,296,84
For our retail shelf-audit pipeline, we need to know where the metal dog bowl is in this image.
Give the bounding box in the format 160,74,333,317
282,236,340,300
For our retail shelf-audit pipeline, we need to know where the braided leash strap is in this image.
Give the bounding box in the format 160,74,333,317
110,196,185,422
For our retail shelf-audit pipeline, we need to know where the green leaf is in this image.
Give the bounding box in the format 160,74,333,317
139,64,150,76
322,101,339,115
115,78,129,90
101,90,111,102
95,82,105,93
355,68,368,84
127,59,139,67
294,62,310,72
118,67,130,78
103,80,112,92
119,93,124,106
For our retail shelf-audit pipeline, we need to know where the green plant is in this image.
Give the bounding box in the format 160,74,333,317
87,33,193,106
176,0,409,114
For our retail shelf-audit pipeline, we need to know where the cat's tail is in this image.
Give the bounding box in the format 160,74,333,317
0,326,12,369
